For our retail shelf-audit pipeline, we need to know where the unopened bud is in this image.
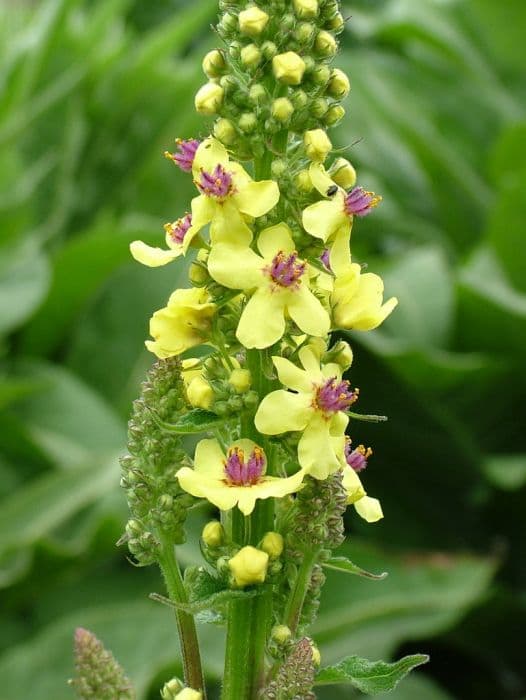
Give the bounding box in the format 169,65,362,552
304,128,332,162
187,376,214,409
294,22,316,44
202,520,225,547
219,74,237,94
273,52,306,85
248,84,267,105
161,677,184,700
295,169,313,192
189,260,210,285
238,6,269,36
213,117,237,145
240,43,262,69
261,531,284,559
327,68,350,98
310,642,321,666
228,368,252,393
271,159,287,178
291,89,308,109
239,112,257,133
310,64,331,86
293,0,319,19
194,83,224,115
202,49,226,78
272,97,294,123
218,12,238,36
175,689,203,700
324,104,345,126
228,546,269,587
326,11,345,32
329,158,356,189
271,624,293,645
261,41,278,60
310,97,329,118
315,30,338,57
324,339,354,370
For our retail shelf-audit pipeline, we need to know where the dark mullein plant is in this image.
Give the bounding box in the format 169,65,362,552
71,1,429,698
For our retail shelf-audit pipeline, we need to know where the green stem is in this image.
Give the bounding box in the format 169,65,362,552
158,535,206,696
283,549,319,635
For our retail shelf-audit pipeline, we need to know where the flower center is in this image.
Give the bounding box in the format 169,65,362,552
344,186,382,217
315,377,358,414
165,138,200,172
344,438,372,472
164,213,192,245
266,250,306,288
224,445,266,486
198,164,235,200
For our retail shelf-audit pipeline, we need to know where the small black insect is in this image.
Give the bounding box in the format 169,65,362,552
326,185,338,197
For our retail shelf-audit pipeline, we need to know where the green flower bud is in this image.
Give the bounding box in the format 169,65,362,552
310,97,329,118
315,30,338,57
280,13,296,30
329,157,356,189
304,128,332,162
239,112,258,133
228,40,242,60
327,68,350,98
243,390,259,408
218,11,238,35
202,520,225,547
273,51,306,85
293,0,319,19
310,64,331,86
271,97,294,123
271,624,293,645
291,89,308,109
324,104,345,126
261,41,277,60
161,677,184,700
219,74,238,93
261,531,284,558
248,83,267,105
194,82,224,115
228,368,252,393
238,6,269,36
326,11,345,32
189,260,210,285
294,21,316,44
321,0,339,19
295,169,313,192
213,117,237,145
240,43,262,68
202,49,226,78
271,159,288,178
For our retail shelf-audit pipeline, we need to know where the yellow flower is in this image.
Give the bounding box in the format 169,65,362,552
145,288,216,359
228,546,269,587
191,137,279,246
208,223,330,349
341,465,383,523
255,346,358,478
304,129,332,163
329,241,398,331
194,82,224,115
177,438,305,516
272,51,306,85
302,163,381,242
130,213,198,268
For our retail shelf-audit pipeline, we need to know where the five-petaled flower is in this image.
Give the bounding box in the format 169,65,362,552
255,346,358,478
176,438,305,515
208,223,330,348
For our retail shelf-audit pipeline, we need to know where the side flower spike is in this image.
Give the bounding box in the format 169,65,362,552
190,137,280,246
176,439,305,516
130,213,199,267
302,162,381,242
255,346,358,479
208,223,330,348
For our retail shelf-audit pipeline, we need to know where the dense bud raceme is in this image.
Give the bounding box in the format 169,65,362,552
116,1,411,698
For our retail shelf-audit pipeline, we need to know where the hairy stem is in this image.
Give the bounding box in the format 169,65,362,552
283,549,320,635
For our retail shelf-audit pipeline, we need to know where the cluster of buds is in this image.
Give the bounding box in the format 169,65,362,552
260,637,319,699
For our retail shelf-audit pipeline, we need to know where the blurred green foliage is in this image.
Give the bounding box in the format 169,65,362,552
0,0,525,698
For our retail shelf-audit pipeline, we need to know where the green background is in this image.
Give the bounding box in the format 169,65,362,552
1,0,525,697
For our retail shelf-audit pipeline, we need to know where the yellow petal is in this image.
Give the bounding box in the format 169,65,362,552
130,240,180,267
341,465,366,504
236,287,286,348
328,225,352,275
272,356,312,393
193,438,226,477
192,137,229,177
209,199,253,246
286,285,330,338
208,244,262,289
234,180,280,218
354,495,384,522
298,414,341,478
302,196,348,241
309,162,338,196
191,194,216,231
255,390,312,434
298,346,324,380
178,469,240,511
257,222,295,259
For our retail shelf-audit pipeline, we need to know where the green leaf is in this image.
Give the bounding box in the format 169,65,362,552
155,408,226,435
322,556,388,581
315,654,429,693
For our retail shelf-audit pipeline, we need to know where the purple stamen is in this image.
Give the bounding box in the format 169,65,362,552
165,138,200,172
344,438,372,472
344,186,382,217
164,213,192,245
316,377,359,414
197,164,235,200
320,248,331,271
224,446,266,486
266,250,306,288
